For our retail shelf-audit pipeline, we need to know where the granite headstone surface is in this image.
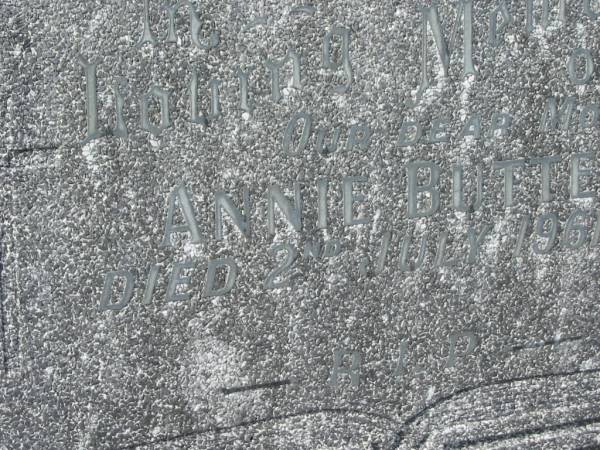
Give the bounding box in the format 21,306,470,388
2,0,600,448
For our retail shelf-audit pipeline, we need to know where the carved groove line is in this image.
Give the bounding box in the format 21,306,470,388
0,230,7,373
221,379,290,395
11,145,59,154
117,367,600,449
118,408,398,449
446,416,600,448
511,335,585,352
390,367,600,449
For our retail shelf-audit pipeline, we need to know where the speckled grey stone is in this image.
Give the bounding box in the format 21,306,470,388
2,1,600,449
